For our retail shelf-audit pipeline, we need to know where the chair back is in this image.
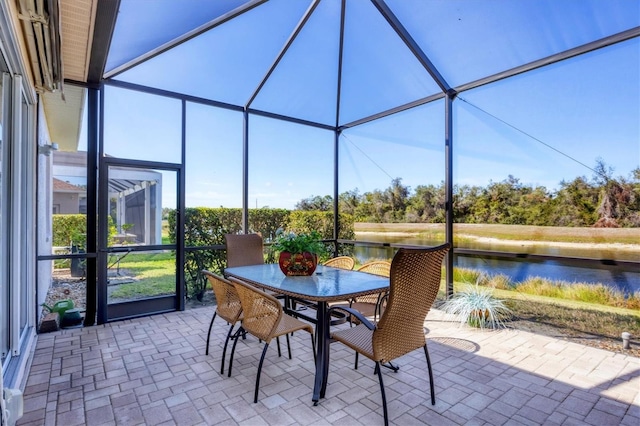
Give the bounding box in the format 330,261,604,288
225,233,264,267
353,261,391,304
357,260,391,277
202,270,242,324
372,244,450,362
229,277,283,343
323,256,355,270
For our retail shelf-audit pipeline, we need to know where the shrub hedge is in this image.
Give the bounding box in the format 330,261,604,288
166,208,355,299
53,209,356,300
52,214,116,248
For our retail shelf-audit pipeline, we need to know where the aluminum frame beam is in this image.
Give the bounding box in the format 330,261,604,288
371,0,452,95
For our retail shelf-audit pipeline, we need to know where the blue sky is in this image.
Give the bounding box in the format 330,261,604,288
78,0,639,210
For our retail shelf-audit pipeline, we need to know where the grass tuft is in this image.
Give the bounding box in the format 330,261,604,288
453,267,483,284
512,276,638,309
516,277,565,299
480,273,513,290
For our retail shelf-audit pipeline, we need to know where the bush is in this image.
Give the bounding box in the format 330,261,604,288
285,210,355,262
166,207,356,300
52,214,88,247
167,208,231,300
52,214,117,249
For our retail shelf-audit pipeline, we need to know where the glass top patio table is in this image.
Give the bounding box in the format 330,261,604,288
224,263,389,302
224,263,389,404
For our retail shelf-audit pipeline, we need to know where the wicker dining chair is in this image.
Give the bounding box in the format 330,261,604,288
224,233,265,267
202,270,243,375
328,244,450,426
289,256,354,314
224,233,286,300
357,260,391,276
287,256,355,323
227,277,316,403
351,260,391,320
326,260,391,336
323,256,355,270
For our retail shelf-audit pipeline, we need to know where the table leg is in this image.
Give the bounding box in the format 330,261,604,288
312,301,329,404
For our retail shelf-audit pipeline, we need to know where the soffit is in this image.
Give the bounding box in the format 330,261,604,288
59,0,96,82
42,85,85,151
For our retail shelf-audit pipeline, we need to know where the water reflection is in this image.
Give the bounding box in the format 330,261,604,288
456,257,638,295
354,236,640,294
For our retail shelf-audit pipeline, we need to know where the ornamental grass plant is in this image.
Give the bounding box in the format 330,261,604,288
441,281,512,329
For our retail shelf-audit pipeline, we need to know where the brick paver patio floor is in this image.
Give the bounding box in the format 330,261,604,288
16,307,640,425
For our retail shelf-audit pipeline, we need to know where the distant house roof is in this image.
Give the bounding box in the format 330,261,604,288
53,178,85,193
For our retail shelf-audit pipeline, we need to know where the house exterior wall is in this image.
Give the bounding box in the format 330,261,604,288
53,191,80,214
0,0,44,394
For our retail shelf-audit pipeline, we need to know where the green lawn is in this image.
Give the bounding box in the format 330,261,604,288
109,251,175,300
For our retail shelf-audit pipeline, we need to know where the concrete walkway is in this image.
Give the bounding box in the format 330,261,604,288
16,307,640,425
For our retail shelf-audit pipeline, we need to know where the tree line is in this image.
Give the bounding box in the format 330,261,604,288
296,161,640,228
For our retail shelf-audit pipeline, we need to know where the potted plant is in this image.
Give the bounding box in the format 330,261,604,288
440,282,512,329
272,229,326,276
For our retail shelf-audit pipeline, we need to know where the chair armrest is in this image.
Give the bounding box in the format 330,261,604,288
378,293,389,307
328,306,376,330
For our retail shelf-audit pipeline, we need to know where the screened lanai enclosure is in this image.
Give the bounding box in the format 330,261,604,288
36,0,639,325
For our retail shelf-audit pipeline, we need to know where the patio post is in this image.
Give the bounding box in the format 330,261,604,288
242,108,249,233
445,91,456,298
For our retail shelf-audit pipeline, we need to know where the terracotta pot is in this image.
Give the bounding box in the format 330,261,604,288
278,252,318,276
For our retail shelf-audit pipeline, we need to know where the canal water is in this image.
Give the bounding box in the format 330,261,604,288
354,235,640,295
